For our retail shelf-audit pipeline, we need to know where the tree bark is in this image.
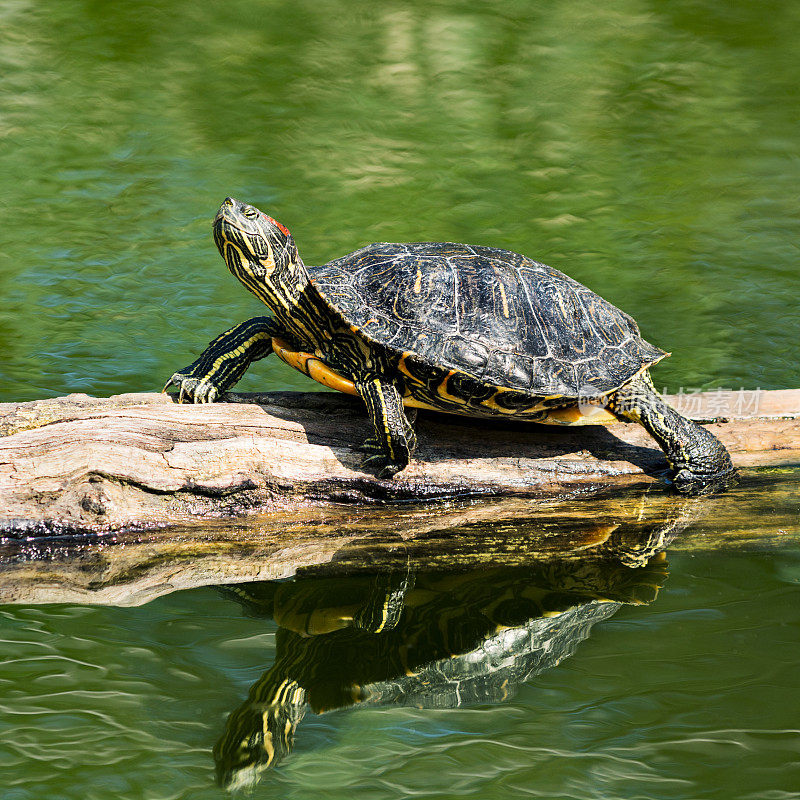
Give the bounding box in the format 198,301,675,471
0,389,798,537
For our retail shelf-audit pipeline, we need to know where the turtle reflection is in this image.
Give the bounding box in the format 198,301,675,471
214,525,677,790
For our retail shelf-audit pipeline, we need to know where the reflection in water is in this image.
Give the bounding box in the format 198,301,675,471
214,522,680,791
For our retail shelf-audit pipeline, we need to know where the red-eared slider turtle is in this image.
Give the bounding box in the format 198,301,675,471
164,198,737,494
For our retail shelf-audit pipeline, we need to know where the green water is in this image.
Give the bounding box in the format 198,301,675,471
1,0,799,797
2,547,800,799
1,0,798,400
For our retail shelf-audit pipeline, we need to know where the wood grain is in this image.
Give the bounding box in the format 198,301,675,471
0,389,798,536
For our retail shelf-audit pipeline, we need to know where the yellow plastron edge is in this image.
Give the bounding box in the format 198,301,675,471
270,338,619,425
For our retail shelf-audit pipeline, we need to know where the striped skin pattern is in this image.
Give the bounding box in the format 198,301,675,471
164,198,737,493
213,538,673,787
163,316,277,403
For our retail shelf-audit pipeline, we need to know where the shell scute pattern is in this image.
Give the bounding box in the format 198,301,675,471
400,353,449,393
309,242,666,399
485,350,534,391
580,293,635,346
406,329,442,362
533,358,578,396
360,315,394,342
574,362,614,394
492,389,543,411
531,279,603,362
441,337,488,375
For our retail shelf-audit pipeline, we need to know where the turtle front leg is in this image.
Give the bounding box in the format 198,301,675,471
609,372,738,495
163,316,282,403
355,378,418,478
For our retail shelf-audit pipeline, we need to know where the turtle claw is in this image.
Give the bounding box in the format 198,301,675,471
359,453,406,479
670,466,739,496
164,372,220,405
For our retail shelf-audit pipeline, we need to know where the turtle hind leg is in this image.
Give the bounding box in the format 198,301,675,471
355,378,417,478
609,372,738,496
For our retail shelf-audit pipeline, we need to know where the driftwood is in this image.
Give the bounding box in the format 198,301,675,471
1,389,798,538
0,474,797,606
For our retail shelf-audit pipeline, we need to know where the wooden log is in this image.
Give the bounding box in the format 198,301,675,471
0,389,798,537
0,472,797,606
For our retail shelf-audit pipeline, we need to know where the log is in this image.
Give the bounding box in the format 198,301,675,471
1,389,798,537
1,473,797,606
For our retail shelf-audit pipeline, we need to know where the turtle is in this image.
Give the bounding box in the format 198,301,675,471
164,197,737,495
213,542,670,788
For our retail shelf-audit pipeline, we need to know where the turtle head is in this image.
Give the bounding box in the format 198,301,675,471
213,678,306,790
213,197,300,285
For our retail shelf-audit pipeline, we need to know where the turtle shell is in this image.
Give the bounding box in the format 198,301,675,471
309,242,667,397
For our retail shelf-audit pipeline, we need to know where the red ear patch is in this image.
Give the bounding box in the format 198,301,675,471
262,213,291,237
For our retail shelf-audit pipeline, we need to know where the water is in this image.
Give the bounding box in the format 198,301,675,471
1,0,798,401
2,541,800,799
1,0,799,797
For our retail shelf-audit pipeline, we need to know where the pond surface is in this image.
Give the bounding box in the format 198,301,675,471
0,0,798,797
2,528,800,800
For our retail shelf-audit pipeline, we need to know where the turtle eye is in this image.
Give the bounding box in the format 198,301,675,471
242,206,258,219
